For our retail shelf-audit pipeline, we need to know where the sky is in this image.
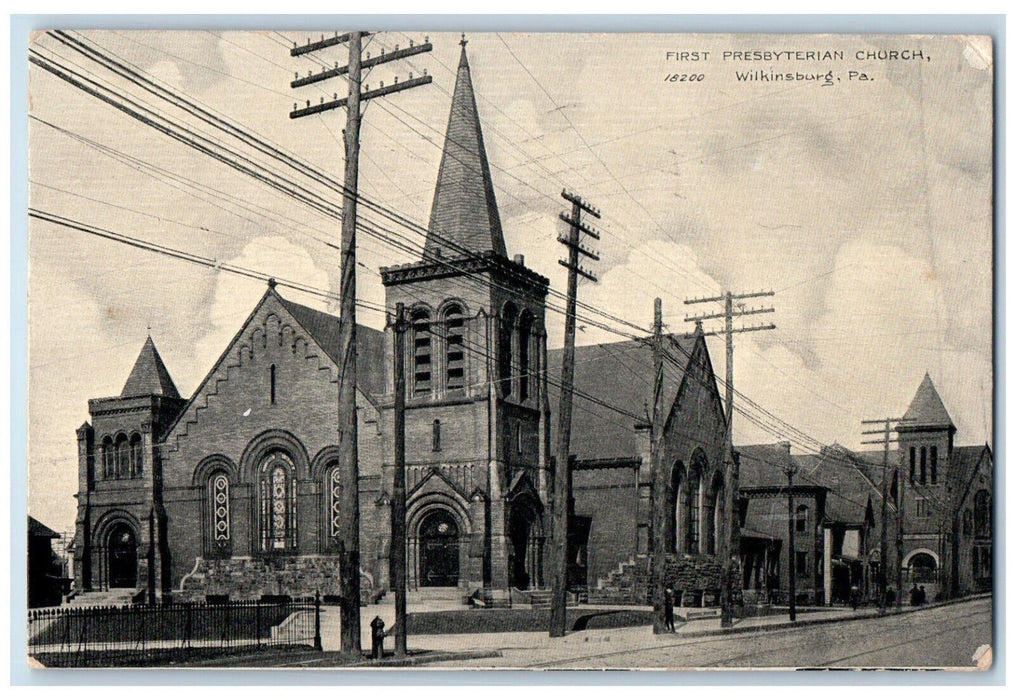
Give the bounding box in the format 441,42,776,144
26,31,994,533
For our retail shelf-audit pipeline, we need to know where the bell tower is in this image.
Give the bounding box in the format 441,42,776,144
74,336,186,601
381,40,551,594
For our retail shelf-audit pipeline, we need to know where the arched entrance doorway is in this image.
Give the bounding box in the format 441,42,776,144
508,496,544,590
107,522,138,589
419,510,460,587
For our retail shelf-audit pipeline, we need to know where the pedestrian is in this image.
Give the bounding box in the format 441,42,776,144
910,583,920,606
918,585,927,606
849,583,859,610
370,615,386,659
664,587,676,632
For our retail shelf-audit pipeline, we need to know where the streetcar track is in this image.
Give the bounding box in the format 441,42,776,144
506,600,990,669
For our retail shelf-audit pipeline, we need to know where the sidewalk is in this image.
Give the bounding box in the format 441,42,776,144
318,593,992,662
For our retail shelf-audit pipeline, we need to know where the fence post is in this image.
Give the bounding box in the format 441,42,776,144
314,591,322,651
185,602,192,649
256,601,261,647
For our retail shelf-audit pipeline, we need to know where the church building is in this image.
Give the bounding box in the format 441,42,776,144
69,42,739,607
71,43,557,604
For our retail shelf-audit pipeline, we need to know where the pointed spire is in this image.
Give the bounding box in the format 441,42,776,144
901,372,955,430
425,41,507,259
121,336,181,398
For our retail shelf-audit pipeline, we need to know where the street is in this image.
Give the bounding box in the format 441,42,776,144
415,597,992,670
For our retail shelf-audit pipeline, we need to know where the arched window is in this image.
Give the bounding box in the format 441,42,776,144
686,470,701,554
518,311,534,402
973,490,991,538
919,446,927,484
101,436,114,479
114,434,129,479
796,504,809,533
129,433,144,478
259,452,297,553
326,460,341,541
269,364,277,405
498,302,518,397
930,445,938,484
444,304,465,393
909,446,916,483
669,463,684,553
432,420,441,451
209,471,231,552
703,471,724,556
412,309,432,397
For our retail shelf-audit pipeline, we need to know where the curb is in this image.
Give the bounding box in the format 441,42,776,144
668,592,992,640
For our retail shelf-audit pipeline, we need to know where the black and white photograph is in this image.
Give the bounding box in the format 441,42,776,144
23,28,995,670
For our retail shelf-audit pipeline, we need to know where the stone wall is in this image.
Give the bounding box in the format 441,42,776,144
176,555,358,601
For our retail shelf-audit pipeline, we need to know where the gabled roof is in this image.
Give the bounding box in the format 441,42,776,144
794,445,881,526
737,443,797,489
900,372,955,431
121,336,180,398
28,516,60,539
425,42,507,259
547,333,701,463
275,295,387,403
161,285,388,443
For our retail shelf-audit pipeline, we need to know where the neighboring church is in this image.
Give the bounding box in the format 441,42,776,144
734,373,993,607
72,43,732,605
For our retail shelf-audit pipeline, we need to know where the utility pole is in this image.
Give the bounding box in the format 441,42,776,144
550,189,600,638
290,30,433,656
391,303,408,657
786,463,797,622
896,469,905,611
685,290,775,627
861,417,912,615
650,298,667,635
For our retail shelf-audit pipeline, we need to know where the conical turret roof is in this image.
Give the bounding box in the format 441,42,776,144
425,41,507,258
121,336,181,398
900,372,955,430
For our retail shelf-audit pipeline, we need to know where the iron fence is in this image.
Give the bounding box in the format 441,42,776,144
28,595,322,666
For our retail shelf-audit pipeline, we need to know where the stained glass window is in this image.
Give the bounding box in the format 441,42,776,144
259,452,297,553
328,464,341,539
211,472,230,545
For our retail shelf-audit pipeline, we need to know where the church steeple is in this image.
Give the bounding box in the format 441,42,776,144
901,372,955,430
121,336,180,398
425,38,507,258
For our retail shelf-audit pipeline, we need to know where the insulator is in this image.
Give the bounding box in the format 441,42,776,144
334,61,338,69
294,72,298,80
292,41,297,48
306,100,310,107
409,72,413,79
364,84,368,91
293,103,297,110
423,68,428,76
366,52,371,59
308,70,312,77
321,34,324,41
380,80,384,88
409,39,414,47
395,44,399,51
425,36,429,43
394,76,399,83
320,96,324,103
380,47,385,55
333,93,338,100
